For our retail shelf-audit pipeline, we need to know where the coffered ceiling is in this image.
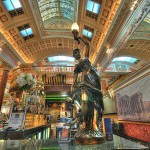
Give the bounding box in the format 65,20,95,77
0,0,150,75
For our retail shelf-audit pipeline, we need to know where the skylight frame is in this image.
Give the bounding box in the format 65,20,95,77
86,0,101,14
17,24,34,41
2,0,24,17
20,28,33,37
48,56,75,63
112,57,138,63
3,0,22,11
37,0,75,22
82,25,94,41
82,29,93,39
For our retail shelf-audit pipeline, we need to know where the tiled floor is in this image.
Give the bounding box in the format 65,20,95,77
0,134,148,150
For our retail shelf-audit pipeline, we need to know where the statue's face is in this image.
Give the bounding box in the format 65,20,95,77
73,49,81,60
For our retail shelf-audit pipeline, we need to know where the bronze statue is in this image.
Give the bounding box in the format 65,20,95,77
66,48,105,144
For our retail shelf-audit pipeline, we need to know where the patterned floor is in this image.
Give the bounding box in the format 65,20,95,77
0,135,148,150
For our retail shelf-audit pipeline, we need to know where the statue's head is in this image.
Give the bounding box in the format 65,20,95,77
73,48,81,60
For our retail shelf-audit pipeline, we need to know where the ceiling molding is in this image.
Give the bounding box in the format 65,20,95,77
112,63,150,92
0,32,25,64
96,0,150,73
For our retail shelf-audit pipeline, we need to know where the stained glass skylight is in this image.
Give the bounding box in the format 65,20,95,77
112,57,137,63
86,0,101,14
37,0,75,22
48,56,75,63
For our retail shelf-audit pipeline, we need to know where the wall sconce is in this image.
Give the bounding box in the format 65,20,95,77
71,22,90,58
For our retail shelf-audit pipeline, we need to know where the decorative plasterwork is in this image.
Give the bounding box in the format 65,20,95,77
28,0,76,39
2,61,12,70
1,0,149,73
44,19,72,30
0,0,121,65
0,38,5,47
111,63,150,92
0,32,24,66
0,0,38,63
96,0,150,73
78,0,121,63
117,39,150,61
19,38,86,63
0,0,84,64
130,21,150,40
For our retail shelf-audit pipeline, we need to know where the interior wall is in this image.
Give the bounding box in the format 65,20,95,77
114,71,150,122
103,95,116,114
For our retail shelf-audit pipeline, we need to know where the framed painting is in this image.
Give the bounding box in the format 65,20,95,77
115,74,150,122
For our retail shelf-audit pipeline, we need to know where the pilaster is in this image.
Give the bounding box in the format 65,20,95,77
0,62,11,110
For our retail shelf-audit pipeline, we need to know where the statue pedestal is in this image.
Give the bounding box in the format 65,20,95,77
74,128,106,144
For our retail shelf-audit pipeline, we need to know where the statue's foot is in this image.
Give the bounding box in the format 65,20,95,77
93,123,99,131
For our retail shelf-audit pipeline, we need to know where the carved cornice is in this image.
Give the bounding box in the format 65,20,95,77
96,0,150,72
113,1,150,48
0,51,15,67
0,34,23,67
106,0,134,46
0,32,24,63
0,17,32,31
94,0,128,64
112,63,150,92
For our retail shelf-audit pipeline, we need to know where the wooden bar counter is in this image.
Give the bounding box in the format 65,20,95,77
0,123,50,140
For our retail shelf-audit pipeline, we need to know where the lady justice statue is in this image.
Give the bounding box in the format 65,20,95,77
66,47,105,144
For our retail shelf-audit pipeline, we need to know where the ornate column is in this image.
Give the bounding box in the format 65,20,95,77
0,62,11,111
101,79,107,95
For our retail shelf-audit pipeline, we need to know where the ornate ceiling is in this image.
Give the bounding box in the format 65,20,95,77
0,0,121,64
0,0,150,76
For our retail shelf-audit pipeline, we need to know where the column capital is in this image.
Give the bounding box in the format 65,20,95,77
0,38,5,47
2,62,12,71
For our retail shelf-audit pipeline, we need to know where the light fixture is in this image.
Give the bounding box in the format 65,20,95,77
71,22,90,58
71,22,80,41
71,22,79,32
